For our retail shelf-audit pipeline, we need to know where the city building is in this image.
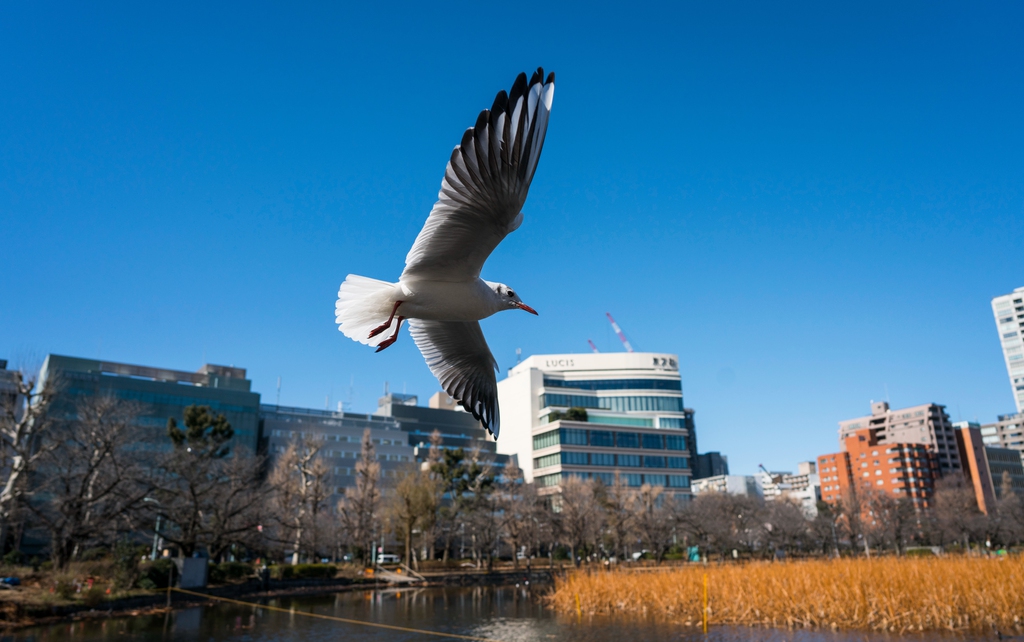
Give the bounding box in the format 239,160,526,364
980,413,1024,452
375,391,510,467
985,448,1024,498
693,451,729,479
953,422,997,514
496,352,692,499
757,462,821,517
691,474,761,497
954,421,1024,509
39,354,261,453
838,401,961,475
992,286,1024,414
261,404,415,495
0,360,18,408
818,428,940,509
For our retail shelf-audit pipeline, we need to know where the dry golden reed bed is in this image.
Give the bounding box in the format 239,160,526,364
551,556,1024,633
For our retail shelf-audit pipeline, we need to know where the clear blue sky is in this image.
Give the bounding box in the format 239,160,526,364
2,2,1022,475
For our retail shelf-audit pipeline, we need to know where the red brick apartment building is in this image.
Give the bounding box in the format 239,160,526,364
818,428,940,508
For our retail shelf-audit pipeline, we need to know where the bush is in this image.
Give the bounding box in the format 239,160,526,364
140,559,175,589
54,576,76,600
219,561,253,580
2,550,24,566
79,547,108,562
112,540,144,589
270,564,336,580
81,586,106,607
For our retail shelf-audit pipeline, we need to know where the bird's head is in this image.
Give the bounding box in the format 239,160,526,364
488,282,538,315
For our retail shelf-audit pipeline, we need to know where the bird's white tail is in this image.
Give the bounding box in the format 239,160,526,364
335,275,400,348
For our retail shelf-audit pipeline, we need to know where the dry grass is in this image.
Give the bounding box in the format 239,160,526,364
551,556,1024,633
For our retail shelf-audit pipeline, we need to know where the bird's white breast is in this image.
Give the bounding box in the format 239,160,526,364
398,279,499,322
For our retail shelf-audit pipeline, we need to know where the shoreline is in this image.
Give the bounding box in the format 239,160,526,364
0,568,556,631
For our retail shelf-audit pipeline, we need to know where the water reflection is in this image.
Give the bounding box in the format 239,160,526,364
1,585,989,642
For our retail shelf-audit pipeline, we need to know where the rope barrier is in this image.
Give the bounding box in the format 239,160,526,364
167,587,509,642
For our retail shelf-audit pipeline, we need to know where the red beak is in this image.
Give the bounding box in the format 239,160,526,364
517,302,539,315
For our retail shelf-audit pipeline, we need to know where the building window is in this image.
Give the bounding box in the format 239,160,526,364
562,451,588,466
589,430,614,447
533,430,560,450
562,428,588,445
622,473,642,487
537,473,562,487
616,432,639,449
667,475,690,488
593,472,614,485
667,457,689,469
644,474,667,486
665,435,687,450
617,454,641,467
591,452,615,466
534,453,560,469
659,417,688,428
642,434,664,449
644,456,667,468
543,377,682,391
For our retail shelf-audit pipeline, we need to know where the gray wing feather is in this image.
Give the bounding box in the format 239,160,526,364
402,69,555,281
409,319,500,438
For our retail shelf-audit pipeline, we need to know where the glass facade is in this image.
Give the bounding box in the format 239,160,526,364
541,394,683,413
543,378,682,391
533,428,689,457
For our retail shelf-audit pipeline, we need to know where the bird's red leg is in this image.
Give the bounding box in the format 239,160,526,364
368,301,403,339
374,316,405,353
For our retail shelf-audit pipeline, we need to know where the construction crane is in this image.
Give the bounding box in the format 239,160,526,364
587,339,599,353
606,312,634,353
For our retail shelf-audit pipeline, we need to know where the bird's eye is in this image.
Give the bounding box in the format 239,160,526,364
508,290,515,298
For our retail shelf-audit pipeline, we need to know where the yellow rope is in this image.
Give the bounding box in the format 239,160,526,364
169,587,508,642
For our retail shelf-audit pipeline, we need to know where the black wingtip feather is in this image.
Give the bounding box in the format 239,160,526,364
546,71,555,85
491,89,507,114
474,109,489,132
530,68,541,85
508,73,528,107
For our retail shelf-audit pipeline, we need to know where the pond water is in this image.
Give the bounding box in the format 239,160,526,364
1,585,992,642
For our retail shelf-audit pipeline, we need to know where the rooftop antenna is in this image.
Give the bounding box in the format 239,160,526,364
606,312,635,353
516,347,522,365
587,339,599,353
276,376,281,406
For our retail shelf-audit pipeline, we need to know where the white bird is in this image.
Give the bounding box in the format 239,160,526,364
334,68,555,439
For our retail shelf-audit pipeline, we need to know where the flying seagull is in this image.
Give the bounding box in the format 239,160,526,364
335,68,555,439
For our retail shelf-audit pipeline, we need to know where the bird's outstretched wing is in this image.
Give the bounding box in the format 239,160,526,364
402,68,555,282
408,319,500,437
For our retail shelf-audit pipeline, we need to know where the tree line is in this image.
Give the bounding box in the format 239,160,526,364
3,370,1024,570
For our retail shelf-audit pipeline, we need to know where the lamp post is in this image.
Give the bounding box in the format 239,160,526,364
143,497,162,560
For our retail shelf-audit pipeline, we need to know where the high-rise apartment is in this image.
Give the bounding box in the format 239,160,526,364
980,413,1024,451
992,286,1024,413
496,352,692,499
838,401,960,474
818,428,940,509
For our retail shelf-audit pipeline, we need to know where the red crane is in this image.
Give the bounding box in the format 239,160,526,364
606,313,634,353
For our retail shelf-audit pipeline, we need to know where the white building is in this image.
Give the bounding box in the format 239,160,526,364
691,474,761,497
757,462,821,517
993,287,1024,414
496,352,692,498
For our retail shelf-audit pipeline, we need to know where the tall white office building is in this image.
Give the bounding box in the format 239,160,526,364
993,287,1024,414
496,352,692,499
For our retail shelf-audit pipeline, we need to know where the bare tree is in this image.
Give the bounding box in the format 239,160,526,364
385,466,440,570
269,436,333,564
933,475,985,552
23,396,153,568
600,473,637,561
499,462,542,569
337,429,380,566
762,498,810,557
0,366,57,549
634,484,673,563
864,490,917,555
556,476,602,566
